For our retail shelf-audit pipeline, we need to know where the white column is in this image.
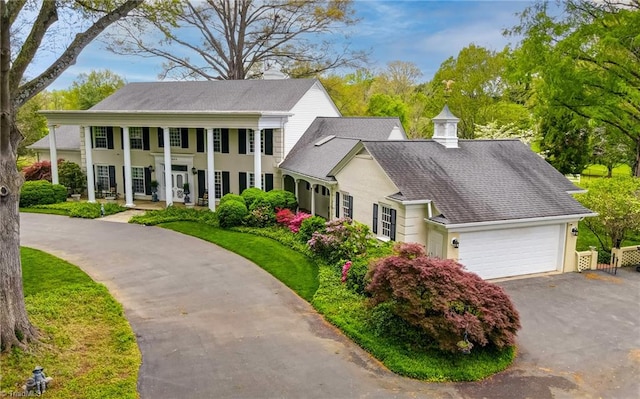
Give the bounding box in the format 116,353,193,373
48,125,59,184
294,178,299,198
253,129,262,189
163,127,173,207
311,184,316,216
206,128,216,212
122,126,135,207
84,126,96,203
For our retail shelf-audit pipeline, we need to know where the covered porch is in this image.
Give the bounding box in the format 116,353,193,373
282,173,336,219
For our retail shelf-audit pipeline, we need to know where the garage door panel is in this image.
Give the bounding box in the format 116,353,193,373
459,225,564,279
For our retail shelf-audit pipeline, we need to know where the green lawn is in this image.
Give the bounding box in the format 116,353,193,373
0,248,140,399
581,164,632,179
577,220,640,252
161,221,514,381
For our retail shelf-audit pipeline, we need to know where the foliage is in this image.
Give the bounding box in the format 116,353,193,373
298,215,325,240
308,218,369,264
66,70,126,110
244,205,276,228
15,93,48,155
576,220,640,252
22,160,55,181
474,120,535,145
240,187,267,208
276,208,295,226
367,243,521,353
219,193,246,207
0,248,140,398
367,93,409,129
577,177,640,251
508,1,640,176
216,200,249,228
23,202,125,219
129,206,218,226
344,240,394,296
58,160,86,194
109,0,363,80
539,109,592,174
19,181,67,207
162,222,319,301
264,189,298,211
231,226,313,257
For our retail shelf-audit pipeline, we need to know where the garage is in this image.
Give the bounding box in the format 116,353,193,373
458,224,565,279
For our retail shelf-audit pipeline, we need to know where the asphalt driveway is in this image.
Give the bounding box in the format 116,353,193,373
20,213,640,398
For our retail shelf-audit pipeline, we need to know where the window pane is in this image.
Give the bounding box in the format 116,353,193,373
214,171,222,199
130,127,143,150
213,129,221,152
382,206,392,237
169,128,181,147
132,167,145,193
96,165,110,190
94,126,107,148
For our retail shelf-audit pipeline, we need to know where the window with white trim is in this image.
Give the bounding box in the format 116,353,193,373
381,206,393,238
213,128,222,152
248,130,265,154
214,171,222,199
342,193,353,219
248,172,265,189
169,128,181,147
131,167,145,194
129,127,143,150
96,165,110,190
93,126,108,148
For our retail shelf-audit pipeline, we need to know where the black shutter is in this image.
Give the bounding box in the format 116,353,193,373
93,165,97,190
122,166,125,195
348,195,353,219
158,128,164,148
372,204,378,234
196,128,205,152
107,127,114,149
335,192,340,218
144,167,152,195
143,127,150,150
90,128,94,148
108,165,116,189
265,129,273,155
121,129,124,149
181,128,189,148
239,172,247,193
390,209,397,241
238,129,246,154
197,170,206,198
222,129,229,153
222,171,230,195
265,173,273,191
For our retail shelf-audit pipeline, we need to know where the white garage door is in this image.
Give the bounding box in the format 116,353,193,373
458,224,565,279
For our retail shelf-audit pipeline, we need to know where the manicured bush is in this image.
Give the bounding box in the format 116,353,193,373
240,187,266,208
367,242,521,353
264,189,297,210
219,193,246,207
22,160,55,182
345,257,371,296
217,200,248,228
58,160,86,195
244,205,276,228
298,215,325,240
308,218,369,264
129,206,217,226
20,180,67,207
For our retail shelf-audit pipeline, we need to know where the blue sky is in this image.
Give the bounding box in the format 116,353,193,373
39,0,534,90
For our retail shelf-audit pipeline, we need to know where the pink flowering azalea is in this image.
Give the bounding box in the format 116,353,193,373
341,261,353,283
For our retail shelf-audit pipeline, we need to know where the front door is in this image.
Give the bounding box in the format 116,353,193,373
171,165,189,203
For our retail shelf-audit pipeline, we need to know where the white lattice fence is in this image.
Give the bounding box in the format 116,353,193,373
618,246,640,267
576,250,596,272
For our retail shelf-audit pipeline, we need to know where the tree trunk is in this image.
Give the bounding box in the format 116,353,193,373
0,137,37,351
635,139,640,177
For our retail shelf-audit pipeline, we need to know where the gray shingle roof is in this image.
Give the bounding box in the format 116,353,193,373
279,117,405,181
28,125,81,151
363,139,592,224
90,79,318,111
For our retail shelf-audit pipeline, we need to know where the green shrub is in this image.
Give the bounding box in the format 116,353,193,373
58,160,86,195
367,242,521,353
129,206,217,226
20,180,67,207
265,190,297,210
345,257,371,296
240,187,266,208
219,193,246,207
244,205,276,228
67,202,123,218
217,200,248,228
298,215,326,242
308,218,370,265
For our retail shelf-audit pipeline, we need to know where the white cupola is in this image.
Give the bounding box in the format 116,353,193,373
432,104,459,148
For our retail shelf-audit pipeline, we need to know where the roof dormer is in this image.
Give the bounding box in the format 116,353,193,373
432,104,459,149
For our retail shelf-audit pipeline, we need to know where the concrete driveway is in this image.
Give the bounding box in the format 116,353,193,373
20,213,640,398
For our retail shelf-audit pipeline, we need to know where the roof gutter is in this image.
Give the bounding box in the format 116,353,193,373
425,212,598,232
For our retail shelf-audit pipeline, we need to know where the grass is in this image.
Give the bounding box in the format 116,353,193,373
0,248,140,399
20,201,126,218
162,222,319,301
576,220,640,252
160,221,514,381
581,164,632,179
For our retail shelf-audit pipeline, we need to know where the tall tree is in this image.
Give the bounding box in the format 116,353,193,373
0,0,144,352
65,69,126,110
109,0,365,80
508,0,640,176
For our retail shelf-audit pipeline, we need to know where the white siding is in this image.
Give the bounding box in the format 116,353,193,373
284,82,340,156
